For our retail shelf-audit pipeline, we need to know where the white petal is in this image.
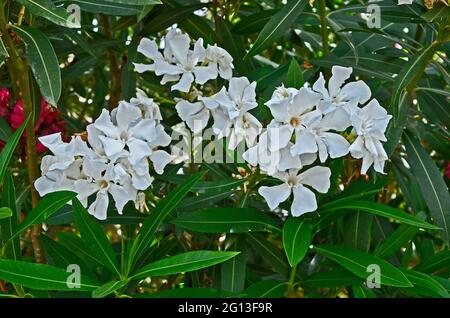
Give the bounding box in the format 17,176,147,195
74,180,100,201
172,72,194,92
267,124,293,152
278,144,302,171
99,135,125,157
88,192,109,220
361,152,374,175
175,100,210,134
127,138,153,164
150,150,172,174
137,38,162,60
298,166,331,193
322,132,350,159
290,87,321,116
133,63,154,73
320,107,351,131
258,184,291,210
168,32,190,65
193,64,217,84
340,80,371,104
116,102,141,130
129,118,156,141
94,109,119,138
291,185,317,216
349,135,365,159
291,129,318,155
312,72,329,98
228,77,249,102
109,183,136,214
329,66,352,97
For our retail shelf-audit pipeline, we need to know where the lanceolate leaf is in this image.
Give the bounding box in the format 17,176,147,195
58,0,142,16
172,208,280,233
246,0,308,57
0,171,20,260
12,26,61,106
0,117,12,142
0,260,100,291
73,198,120,276
221,239,246,293
285,58,304,88
103,0,160,4
12,191,77,239
17,0,80,28
403,131,450,243
320,200,439,230
401,269,449,298
313,245,412,288
0,115,30,184
131,251,239,280
391,43,439,125
282,217,312,267
92,280,129,298
130,173,204,268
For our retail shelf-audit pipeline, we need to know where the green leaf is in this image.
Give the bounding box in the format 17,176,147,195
391,44,438,125
243,280,286,298
0,115,30,184
352,285,376,298
92,280,129,298
282,217,312,267
156,175,243,193
246,0,308,57
415,250,450,274
320,200,439,230
302,269,362,288
131,251,239,280
138,287,236,298
285,58,304,88
374,224,419,259
343,212,373,251
41,235,94,278
0,259,100,291
58,0,141,16
0,208,12,220
0,117,12,142
0,171,20,260
73,198,120,276
232,10,277,34
17,0,80,28
403,131,450,243
12,191,76,240
401,269,449,298
221,240,246,293
129,172,204,268
247,233,290,277
172,208,280,233
12,26,61,106
313,245,412,287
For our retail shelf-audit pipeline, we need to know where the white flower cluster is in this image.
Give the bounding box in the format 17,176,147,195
35,93,171,220
134,28,233,92
135,29,392,218
243,66,392,216
136,28,262,150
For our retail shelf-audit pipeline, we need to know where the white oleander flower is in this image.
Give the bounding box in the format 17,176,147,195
74,158,137,220
243,131,317,176
258,166,331,216
265,87,322,154
312,66,371,116
200,77,257,120
204,44,233,80
265,84,298,115
134,29,232,92
294,109,351,162
228,113,262,149
348,99,392,174
175,99,211,134
129,92,162,120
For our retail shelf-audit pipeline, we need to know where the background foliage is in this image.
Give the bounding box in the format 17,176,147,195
0,0,449,298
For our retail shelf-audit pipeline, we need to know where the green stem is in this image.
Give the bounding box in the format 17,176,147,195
286,264,298,297
0,1,43,263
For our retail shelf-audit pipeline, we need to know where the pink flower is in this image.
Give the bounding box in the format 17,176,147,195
0,87,11,119
445,163,450,179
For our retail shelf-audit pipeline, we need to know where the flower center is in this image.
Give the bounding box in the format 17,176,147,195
99,180,109,189
120,130,130,142
289,116,301,127
280,88,289,98
287,177,297,187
